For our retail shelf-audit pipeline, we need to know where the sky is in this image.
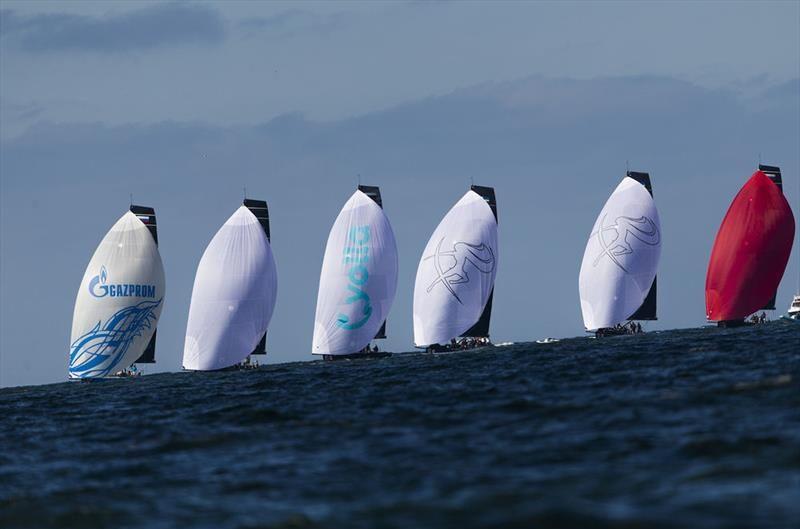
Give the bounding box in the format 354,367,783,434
1,0,799,387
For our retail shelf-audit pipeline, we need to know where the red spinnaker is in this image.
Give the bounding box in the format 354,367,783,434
705,171,795,321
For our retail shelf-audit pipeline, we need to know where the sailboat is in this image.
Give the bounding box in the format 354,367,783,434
312,185,398,360
69,205,165,379
413,185,498,352
706,165,795,326
182,199,277,371
578,172,661,337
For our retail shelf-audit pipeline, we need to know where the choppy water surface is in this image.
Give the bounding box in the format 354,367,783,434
1,322,799,529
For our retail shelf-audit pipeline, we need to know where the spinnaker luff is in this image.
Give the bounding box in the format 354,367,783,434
706,166,795,325
413,186,498,350
578,173,661,333
69,206,165,378
182,200,277,371
312,186,398,359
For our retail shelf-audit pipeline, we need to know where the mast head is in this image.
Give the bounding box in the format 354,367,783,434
470,184,497,221
758,164,783,193
357,185,383,208
626,171,653,197
243,198,270,241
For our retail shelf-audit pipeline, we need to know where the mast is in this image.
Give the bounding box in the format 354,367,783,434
244,198,271,355
131,205,158,364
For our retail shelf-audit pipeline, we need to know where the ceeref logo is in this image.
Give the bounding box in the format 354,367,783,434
88,265,157,299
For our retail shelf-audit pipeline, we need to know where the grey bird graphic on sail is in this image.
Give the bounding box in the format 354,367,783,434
592,215,660,273
425,238,495,304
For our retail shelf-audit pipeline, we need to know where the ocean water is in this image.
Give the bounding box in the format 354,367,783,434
1,322,799,529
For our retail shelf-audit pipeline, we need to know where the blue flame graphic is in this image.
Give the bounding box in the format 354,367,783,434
69,299,161,378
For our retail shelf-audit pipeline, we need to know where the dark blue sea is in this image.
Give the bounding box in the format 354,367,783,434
2,322,799,529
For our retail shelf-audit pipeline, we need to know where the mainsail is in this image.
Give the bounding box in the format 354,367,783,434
312,187,398,356
130,205,159,363
182,203,278,371
578,174,661,331
69,208,165,378
413,187,499,347
243,198,271,355
705,169,795,323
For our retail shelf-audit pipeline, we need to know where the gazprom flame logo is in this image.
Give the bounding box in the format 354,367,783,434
592,215,660,273
88,265,156,299
69,299,161,378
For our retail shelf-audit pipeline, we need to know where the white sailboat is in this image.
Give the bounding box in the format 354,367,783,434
69,206,165,379
182,200,278,371
312,186,398,359
578,172,661,336
413,185,498,351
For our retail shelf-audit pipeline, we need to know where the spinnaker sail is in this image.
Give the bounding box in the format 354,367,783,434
69,207,165,378
312,187,398,356
705,169,795,323
413,187,499,347
578,174,661,331
182,203,278,371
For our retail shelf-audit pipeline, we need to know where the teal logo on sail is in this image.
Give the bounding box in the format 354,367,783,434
336,226,372,330
89,265,157,299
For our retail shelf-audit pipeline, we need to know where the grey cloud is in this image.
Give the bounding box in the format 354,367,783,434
238,9,345,38
0,2,225,53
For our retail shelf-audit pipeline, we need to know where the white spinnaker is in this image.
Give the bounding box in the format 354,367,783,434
413,190,498,346
183,206,278,370
69,211,165,378
312,190,398,355
579,177,661,330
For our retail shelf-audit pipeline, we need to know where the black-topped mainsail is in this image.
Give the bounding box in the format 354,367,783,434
131,205,158,364
244,198,271,241
244,198,271,355
461,185,497,338
758,164,783,310
358,185,389,341
625,172,658,321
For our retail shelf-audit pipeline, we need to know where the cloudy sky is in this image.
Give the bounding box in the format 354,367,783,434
1,1,798,387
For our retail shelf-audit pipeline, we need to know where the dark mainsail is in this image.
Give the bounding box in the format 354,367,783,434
358,185,389,340
625,172,658,321
244,198,271,354
758,164,783,310
130,205,158,364
461,185,497,337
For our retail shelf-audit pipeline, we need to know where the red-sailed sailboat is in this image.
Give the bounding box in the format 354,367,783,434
705,165,795,326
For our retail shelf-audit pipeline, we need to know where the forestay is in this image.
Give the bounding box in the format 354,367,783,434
579,177,661,330
312,189,398,355
413,190,498,346
183,206,278,370
69,211,165,378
